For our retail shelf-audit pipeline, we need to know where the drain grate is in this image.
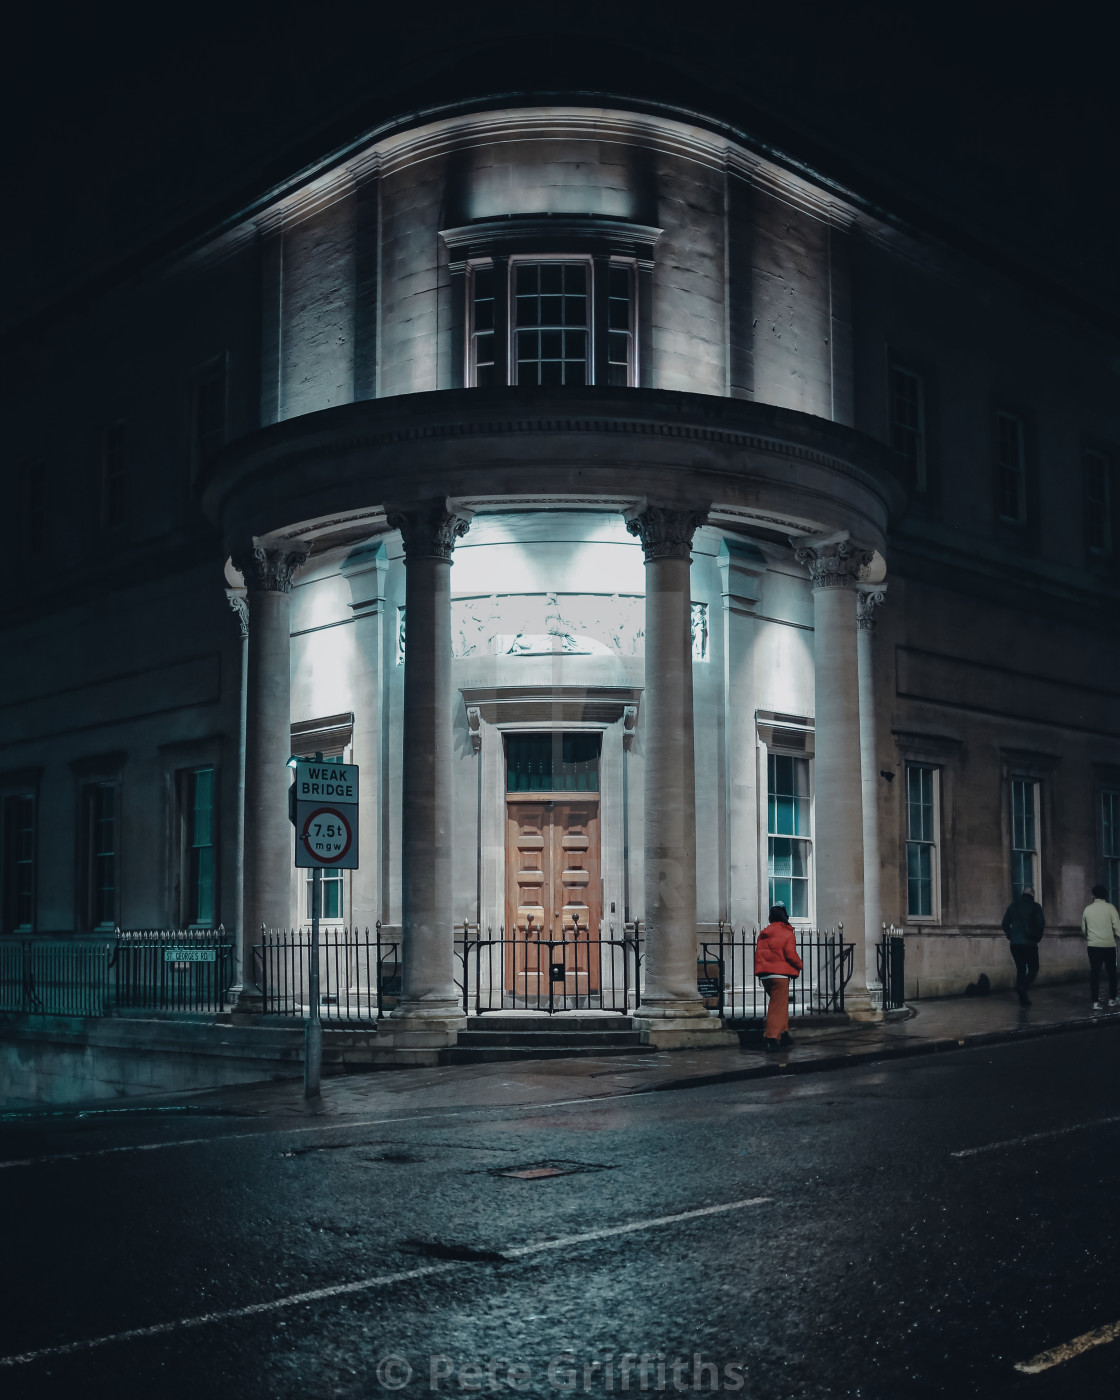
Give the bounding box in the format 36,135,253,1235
490,1160,613,1180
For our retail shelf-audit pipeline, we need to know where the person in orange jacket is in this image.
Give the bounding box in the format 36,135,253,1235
754,904,804,1051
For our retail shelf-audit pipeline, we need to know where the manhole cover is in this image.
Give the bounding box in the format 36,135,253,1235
491,1160,613,1180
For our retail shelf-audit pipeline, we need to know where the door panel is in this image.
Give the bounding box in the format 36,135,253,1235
505,797,601,999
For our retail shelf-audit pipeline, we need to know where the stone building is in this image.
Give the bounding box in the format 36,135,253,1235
3,92,1119,1051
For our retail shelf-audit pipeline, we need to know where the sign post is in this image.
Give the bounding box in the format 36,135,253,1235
292,755,359,1098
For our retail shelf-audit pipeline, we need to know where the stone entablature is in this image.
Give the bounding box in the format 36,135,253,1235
202,388,907,560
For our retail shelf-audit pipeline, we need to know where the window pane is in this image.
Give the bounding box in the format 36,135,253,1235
189,769,215,925
1086,452,1111,554
5,795,36,930
906,842,932,917
768,838,809,918
512,263,589,385
506,733,601,793
998,413,1024,521
91,783,117,926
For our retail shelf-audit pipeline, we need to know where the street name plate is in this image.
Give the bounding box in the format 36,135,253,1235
164,948,216,963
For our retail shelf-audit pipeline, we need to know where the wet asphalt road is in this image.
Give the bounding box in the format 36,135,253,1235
3,1028,1120,1400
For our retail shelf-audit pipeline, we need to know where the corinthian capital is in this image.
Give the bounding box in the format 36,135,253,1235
231,539,310,594
385,499,473,560
793,535,875,591
624,502,709,562
856,584,887,631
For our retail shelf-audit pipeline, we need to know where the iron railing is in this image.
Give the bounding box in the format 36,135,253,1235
254,924,399,1023
877,924,906,1011
0,937,113,1016
455,916,643,1015
111,928,235,1012
698,924,854,1020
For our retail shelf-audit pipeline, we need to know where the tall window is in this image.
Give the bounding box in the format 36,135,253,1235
102,421,129,531
471,266,497,387
905,765,938,918
767,754,811,919
1010,778,1039,895
606,264,634,387
468,258,635,388
997,411,1026,523
1103,790,1120,907
890,365,926,492
187,768,215,926
84,782,118,929
1085,449,1112,556
2,795,36,933
306,869,345,920
22,464,47,554
514,261,589,386
191,360,227,475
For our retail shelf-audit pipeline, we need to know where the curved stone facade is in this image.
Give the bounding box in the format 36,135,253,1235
3,92,1118,1043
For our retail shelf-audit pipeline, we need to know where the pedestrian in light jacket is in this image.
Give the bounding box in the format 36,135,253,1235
1082,884,1120,1012
1001,886,1045,1007
754,905,804,1051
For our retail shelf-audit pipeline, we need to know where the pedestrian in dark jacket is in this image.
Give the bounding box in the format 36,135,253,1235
1001,886,1045,1007
754,904,804,1051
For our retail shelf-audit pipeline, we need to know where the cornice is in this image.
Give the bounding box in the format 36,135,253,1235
203,390,908,525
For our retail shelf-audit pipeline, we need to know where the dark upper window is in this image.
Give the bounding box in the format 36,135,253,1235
997,411,1027,523
83,782,119,929
1103,790,1120,908
469,258,635,389
191,359,227,476
21,464,47,555
2,794,36,933
1085,449,1112,556
889,365,926,492
102,421,129,532
186,767,216,926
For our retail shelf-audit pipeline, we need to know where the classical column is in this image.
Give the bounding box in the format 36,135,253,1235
857,583,887,1009
224,588,249,995
625,501,737,1048
794,534,876,1018
384,499,472,1033
229,539,308,1011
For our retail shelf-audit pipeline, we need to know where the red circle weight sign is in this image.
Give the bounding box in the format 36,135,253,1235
300,806,354,864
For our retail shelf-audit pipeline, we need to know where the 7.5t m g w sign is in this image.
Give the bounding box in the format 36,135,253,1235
292,760,359,870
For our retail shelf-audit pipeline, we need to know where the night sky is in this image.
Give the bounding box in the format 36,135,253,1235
4,0,1117,333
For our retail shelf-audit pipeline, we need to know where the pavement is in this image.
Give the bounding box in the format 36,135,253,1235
5,979,1109,1124
5,982,1120,1398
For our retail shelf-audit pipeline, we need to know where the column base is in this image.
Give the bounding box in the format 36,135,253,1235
228,982,263,1015
383,999,465,1048
633,999,739,1050
845,987,884,1023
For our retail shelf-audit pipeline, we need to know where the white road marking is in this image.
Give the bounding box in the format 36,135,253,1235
0,1196,771,1368
0,1088,655,1171
1014,1318,1120,1374
950,1112,1120,1158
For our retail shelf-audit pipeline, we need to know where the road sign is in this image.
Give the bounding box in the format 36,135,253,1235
297,804,357,867
293,761,359,869
292,760,358,806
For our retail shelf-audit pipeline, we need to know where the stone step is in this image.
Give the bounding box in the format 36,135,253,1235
465,1015,634,1034
456,1028,642,1049
448,1043,654,1065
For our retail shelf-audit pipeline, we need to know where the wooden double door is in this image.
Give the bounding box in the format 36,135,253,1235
505,796,601,998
